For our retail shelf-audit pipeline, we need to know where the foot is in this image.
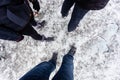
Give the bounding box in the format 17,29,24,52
62,13,68,18
31,34,54,41
42,35,54,42
68,45,76,56
37,20,47,28
16,36,24,42
68,25,78,32
31,34,43,40
51,52,58,62
61,11,68,18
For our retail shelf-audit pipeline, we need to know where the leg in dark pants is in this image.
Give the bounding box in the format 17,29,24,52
52,54,74,80
61,0,75,17
0,25,23,41
19,24,43,40
20,24,55,41
68,3,89,32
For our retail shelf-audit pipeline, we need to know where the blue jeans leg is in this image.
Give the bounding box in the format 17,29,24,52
68,3,89,32
52,54,74,80
20,60,56,80
61,0,75,17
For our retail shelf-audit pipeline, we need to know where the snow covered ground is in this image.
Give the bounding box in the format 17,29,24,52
0,0,120,80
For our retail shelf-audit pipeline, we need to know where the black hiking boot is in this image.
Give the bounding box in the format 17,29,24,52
67,45,76,56
37,20,47,28
16,36,24,42
50,52,58,65
31,34,54,42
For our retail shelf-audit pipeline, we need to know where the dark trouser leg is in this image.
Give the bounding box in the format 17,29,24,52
24,0,37,26
19,24,43,40
52,54,74,80
20,60,56,80
68,3,89,32
0,25,22,41
30,14,37,26
61,0,75,17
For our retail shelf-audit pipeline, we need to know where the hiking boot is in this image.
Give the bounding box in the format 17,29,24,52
16,36,24,42
68,22,78,32
31,34,54,41
67,45,76,56
43,36,54,41
51,52,58,63
31,34,43,40
61,12,68,18
37,20,46,28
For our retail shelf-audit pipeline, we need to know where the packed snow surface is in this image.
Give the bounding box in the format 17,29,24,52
0,0,120,80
